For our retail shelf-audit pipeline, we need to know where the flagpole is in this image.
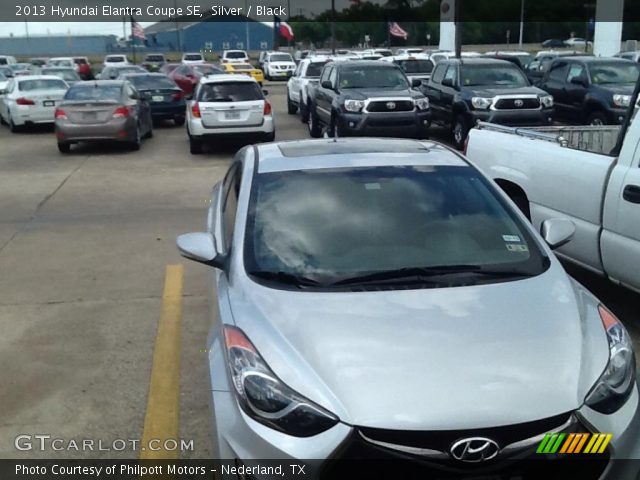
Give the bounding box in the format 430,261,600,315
130,18,136,65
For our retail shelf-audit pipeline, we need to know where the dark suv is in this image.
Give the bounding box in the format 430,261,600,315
539,56,640,125
307,61,430,138
422,58,554,149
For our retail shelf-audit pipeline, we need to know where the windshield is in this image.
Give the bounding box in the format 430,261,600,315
42,69,79,81
145,55,165,62
270,54,293,62
589,63,640,85
339,67,408,89
64,85,122,101
244,166,547,288
396,59,434,74
198,82,262,102
18,79,68,91
106,57,126,63
306,62,326,77
225,51,246,59
194,65,223,75
48,60,73,67
461,65,529,87
127,75,176,89
184,54,203,61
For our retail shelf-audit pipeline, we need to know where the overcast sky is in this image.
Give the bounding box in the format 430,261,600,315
0,22,155,38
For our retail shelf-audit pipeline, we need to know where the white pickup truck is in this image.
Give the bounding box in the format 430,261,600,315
466,117,640,293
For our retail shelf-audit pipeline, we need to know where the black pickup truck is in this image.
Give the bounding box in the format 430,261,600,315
307,60,431,138
422,58,554,149
539,56,640,125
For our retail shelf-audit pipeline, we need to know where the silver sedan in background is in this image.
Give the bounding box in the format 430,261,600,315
54,80,153,153
177,138,640,479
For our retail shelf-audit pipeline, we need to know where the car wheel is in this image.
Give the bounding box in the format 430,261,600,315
300,98,309,123
308,104,322,138
174,115,186,126
9,115,20,133
57,142,71,153
452,114,470,150
144,125,153,139
189,136,202,154
286,89,297,114
263,131,276,142
587,111,607,126
130,125,141,151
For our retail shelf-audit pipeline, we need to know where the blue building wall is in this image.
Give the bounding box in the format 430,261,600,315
151,21,273,53
0,35,116,56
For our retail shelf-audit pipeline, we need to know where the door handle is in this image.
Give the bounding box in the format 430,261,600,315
623,184,640,204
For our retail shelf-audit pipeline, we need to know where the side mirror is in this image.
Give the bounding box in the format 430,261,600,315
176,232,225,269
570,76,587,87
411,78,423,88
442,77,455,88
262,89,269,96
321,80,333,89
540,218,575,250
0,89,6,95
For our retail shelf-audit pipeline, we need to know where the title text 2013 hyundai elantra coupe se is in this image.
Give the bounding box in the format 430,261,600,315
177,138,640,479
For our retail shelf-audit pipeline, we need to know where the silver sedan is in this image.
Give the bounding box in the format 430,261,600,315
178,138,640,477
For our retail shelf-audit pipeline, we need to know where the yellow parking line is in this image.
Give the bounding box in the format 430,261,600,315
140,264,184,460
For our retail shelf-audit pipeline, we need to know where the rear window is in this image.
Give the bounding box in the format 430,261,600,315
127,75,177,89
198,82,262,102
145,55,165,62
306,62,326,77
106,56,126,63
19,79,68,91
396,59,434,74
184,54,203,61
41,69,79,81
65,85,122,101
225,51,246,59
193,65,223,75
74,58,88,65
232,64,254,71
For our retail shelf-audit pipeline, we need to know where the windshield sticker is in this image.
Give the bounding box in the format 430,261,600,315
506,244,529,253
502,234,521,242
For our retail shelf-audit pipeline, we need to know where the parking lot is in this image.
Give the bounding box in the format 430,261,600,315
1,80,639,459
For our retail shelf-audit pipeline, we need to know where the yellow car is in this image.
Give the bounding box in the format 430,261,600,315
223,63,264,85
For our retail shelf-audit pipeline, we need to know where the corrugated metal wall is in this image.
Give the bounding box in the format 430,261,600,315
0,35,116,56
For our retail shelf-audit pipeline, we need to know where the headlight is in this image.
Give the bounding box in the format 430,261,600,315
540,95,554,108
613,94,631,108
585,305,636,414
224,326,339,436
471,97,493,110
344,99,365,113
414,97,429,110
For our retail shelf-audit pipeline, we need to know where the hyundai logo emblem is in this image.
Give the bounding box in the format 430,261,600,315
514,99,524,107
386,102,396,110
450,437,500,462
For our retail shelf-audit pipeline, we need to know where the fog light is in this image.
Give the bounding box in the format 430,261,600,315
548,117,552,123
618,116,624,122
348,122,355,128
423,119,429,125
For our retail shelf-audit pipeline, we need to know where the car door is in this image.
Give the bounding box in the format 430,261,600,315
289,62,303,102
563,62,589,122
541,60,570,118
130,83,152,133
440,64,459,124
423,63,447,122
0,78,12,120
315,66,334,124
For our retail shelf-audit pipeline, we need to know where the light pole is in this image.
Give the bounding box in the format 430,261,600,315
518,0,524,48
330,0,336,54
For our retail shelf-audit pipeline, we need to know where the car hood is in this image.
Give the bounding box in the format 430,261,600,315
341,88,419,100
230,264,610,430
597,83,635,96
466,86,547,97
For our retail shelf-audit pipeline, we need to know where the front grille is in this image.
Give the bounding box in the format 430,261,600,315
321,414,609,480
494,97,540,110
367,100,414,112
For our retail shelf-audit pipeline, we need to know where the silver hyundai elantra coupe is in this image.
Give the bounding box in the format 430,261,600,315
177,138,640,479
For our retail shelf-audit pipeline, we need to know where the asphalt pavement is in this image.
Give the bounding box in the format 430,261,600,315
0,81,638,459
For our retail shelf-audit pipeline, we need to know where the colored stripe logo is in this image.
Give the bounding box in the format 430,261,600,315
536,433,612,454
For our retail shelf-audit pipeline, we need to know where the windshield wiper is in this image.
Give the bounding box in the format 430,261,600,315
247,270,322,288
331,265,535,286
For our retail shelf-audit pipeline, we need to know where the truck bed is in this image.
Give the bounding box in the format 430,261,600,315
474,122,622,156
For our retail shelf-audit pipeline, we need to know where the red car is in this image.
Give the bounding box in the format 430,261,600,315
168,64,224,97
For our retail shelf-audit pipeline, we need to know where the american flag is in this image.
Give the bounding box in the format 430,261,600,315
389,22,408,40
131,17,146,41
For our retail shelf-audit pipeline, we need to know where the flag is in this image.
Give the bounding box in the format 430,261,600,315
389,22,408,40
274,16,294,41
131,17,146,41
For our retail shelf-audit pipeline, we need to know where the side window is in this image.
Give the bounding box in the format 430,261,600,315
431,64,446,84
328,67,338,88
443,65,457,85
547,62,568,82
320,66,332,85
566,64,585,83
222,162,242,249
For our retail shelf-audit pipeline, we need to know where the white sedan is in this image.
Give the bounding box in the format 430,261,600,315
186,74,275,154
0,75,69,132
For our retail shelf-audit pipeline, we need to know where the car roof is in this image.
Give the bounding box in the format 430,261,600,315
330,60,399,69
200,74,256,84
438,57,514,66
71,80,125,86
556,56,629,63
253,138,469,174
14,75,67,81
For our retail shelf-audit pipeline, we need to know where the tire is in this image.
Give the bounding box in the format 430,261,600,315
9,115,20,133
300,98,310,123
0,113,6,126
308,103,322,138
189,136,202,154
587,111,607,126
328,115,340,138
452,114,470,150
174,115,186,126
286,89,297,114
57,142,71,154
263,131,276,142
130,125,141,151
144,126,153,139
